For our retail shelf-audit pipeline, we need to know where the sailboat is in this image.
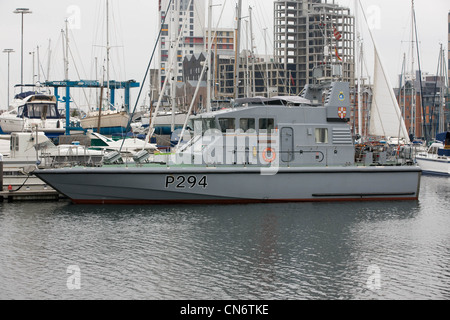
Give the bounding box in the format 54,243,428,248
354,0,410,144
80,0,131,136
352,0,416,168
80,105,130,136
368,48,410,144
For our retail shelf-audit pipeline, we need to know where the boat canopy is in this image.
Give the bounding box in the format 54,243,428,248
28,95,57,102
14,91,37,100
435,132,450,146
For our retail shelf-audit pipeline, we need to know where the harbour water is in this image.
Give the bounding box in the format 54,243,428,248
0,175,449,300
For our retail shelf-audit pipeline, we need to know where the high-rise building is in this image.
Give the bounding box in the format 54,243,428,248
205,28,236,56
274,0,355,94
159,0,205,88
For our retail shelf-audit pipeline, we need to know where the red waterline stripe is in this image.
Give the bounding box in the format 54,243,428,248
72,197,419,205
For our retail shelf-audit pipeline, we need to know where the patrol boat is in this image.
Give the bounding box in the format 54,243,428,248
34,82,422,204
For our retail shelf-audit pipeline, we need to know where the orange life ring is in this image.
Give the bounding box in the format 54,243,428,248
262,147,276,163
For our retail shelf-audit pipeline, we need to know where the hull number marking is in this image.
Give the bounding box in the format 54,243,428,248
165,176,208,189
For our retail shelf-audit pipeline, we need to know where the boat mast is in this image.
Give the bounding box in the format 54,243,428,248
264,28,270,98
64,19,69,81
410,0,416,139
245,20,250,97
234,0,242,99
207,0,213,112
438,44,446,133
397,53,407,142
106,0,111,110
401,53,407,127
170,0,179,132
36,45,40,83
354,0,363,138
46,39,52,82
249,6,255,97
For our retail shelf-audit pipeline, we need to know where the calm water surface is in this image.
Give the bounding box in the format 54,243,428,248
0,176,449,300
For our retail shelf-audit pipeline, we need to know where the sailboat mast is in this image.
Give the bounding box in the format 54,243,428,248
245,20,250,97
234,0,242,99
439,44,446,133
354,0,363,138
170,0,179,132
410,0,416,138
46,39,52,82
64,20,69,80
207,0,213,112
249,6,255,98
106,0,111,110
401,53,407,123
264,28,269,98
36,45,40,83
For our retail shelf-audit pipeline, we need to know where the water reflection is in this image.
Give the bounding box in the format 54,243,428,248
0,176,448,299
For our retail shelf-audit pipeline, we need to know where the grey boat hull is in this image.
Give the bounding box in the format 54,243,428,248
34,165,422,204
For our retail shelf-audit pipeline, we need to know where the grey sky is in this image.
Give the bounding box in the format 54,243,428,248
0,0,448,111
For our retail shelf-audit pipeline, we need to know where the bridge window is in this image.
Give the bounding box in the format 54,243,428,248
239,118,255,132
259,118,275,131
218,118,235,133
202,118,217,131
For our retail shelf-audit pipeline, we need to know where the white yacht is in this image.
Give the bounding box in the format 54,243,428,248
415,132,450,176
0,91,79,138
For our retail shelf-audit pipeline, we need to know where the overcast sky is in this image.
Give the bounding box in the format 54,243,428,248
0,0,448,111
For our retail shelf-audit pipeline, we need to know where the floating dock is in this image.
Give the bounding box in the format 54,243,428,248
0,189,64,202
1,161,66,203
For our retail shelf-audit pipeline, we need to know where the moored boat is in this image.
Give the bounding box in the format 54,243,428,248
34,81,422,204
0,91,80,138
80,109,130,136
415,132,450,176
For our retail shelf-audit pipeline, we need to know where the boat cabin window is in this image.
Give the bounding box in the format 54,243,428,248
239,118,256,132
218,118,235,133
192,118,217,135
203,118,217,131
259,118,275,132
315,128,329,144
428,146,439,155
22,104,59,119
